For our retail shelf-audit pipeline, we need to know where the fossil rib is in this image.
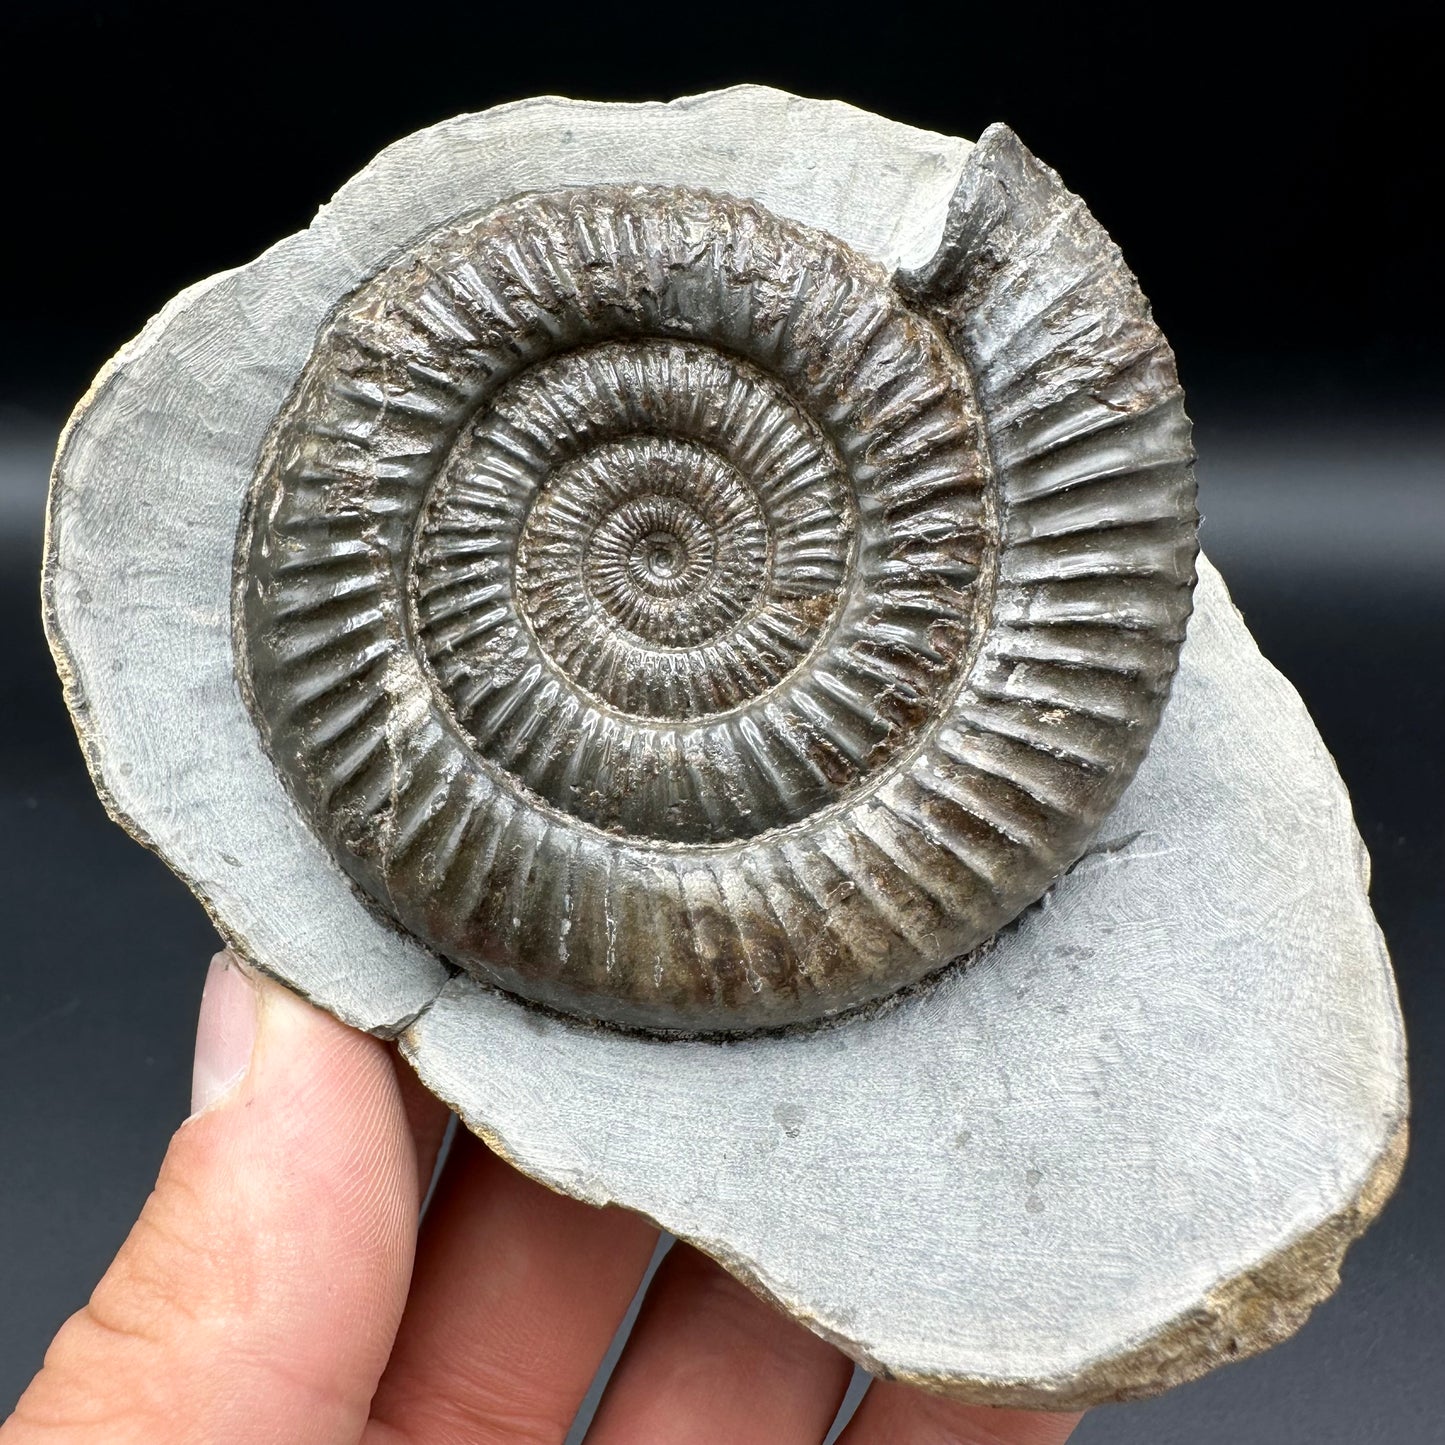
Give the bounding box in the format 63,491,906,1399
238,154,1196,1033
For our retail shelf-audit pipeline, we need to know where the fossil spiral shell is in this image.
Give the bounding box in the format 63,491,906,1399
238,127,1197,1032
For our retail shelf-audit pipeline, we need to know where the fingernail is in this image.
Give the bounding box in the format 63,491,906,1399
190,950,259,1116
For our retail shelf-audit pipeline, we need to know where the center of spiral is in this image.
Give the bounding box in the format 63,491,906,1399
521,437,773,664
585,490,722,633
640,533,683,580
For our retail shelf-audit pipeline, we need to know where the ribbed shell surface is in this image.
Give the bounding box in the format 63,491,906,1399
239,130,1196,1032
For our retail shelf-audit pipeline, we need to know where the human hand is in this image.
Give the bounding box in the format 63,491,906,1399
3,951,1082,1445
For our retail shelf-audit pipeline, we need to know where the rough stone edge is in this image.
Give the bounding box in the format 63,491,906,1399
34,273,344,1008
883,1121,1410,1409
1053,1121,1411,1408
37,281,433,1035
728,1133,1409,1412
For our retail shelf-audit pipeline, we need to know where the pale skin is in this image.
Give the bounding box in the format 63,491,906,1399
3,952,1082,1445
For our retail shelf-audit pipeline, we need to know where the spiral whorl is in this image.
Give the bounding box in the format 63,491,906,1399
239,158,1195,1033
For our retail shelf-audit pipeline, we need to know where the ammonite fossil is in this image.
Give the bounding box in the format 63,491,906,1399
44,90,1407,1406
237,130,1196,1033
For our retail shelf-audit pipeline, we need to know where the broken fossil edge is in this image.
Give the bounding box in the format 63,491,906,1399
42,87,1406,1406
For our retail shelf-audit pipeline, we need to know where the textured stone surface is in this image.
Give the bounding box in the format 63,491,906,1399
42,87,1405,1403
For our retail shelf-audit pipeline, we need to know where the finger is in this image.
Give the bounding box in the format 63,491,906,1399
839,1379,1082,1445
584,1243,854,1445
366,1132,659,1445
389,1047,452,1198
4,950,421,1445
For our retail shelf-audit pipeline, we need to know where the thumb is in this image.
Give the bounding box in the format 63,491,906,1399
4,951,420,1445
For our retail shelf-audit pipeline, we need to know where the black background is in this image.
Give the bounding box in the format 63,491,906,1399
1,3,1440,1440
